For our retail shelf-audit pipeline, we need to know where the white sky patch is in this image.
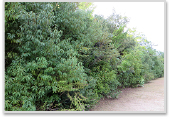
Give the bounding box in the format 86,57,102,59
93,2,164,52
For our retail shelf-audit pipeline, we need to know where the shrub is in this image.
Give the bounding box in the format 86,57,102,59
5,2,88,111
5,2,164,111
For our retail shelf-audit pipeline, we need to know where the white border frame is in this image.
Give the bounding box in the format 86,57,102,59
3,0,166,114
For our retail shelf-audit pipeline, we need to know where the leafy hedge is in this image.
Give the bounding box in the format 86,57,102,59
5,2,164,111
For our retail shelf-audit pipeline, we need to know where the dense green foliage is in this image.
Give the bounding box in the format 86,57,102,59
5,2,164,111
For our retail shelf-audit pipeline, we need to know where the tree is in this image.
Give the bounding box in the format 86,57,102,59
5,2,164,111
5,2,88,111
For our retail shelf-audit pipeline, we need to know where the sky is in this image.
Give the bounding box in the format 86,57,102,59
92,2,164,52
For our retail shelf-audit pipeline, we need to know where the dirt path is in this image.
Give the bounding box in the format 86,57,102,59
90,77,165,111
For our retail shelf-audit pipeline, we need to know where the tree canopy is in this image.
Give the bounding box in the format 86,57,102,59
5,2,164,111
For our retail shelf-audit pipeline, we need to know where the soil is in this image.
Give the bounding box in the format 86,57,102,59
90,77,165,111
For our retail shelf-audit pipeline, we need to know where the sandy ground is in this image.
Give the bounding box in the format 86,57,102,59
90,77,165,112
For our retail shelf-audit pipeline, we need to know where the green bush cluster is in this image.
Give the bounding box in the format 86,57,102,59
5,2,164,111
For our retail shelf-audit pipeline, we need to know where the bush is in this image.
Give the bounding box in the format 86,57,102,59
5,2,89,111
5,2,164,111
